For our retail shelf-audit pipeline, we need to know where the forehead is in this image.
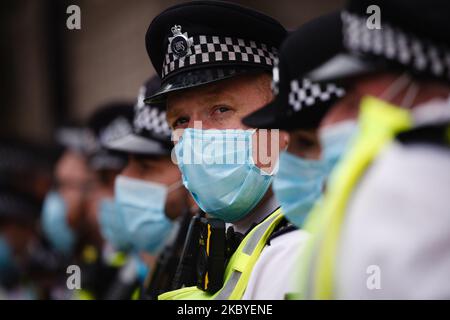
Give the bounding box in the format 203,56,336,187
167,78,236,113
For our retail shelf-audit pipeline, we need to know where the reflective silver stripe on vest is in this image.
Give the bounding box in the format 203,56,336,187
214,271,242,300
214,210,281,300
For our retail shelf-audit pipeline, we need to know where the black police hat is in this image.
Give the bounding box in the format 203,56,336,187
85,101,134,170
144,0,287,103
103,76,173,156
243,12,352,130
341,0,450,83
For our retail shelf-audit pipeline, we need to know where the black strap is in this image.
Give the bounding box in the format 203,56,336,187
397,121,450,149
266,217,298,246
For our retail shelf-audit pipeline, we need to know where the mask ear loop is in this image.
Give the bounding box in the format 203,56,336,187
380,72,412,102
401,81,419,109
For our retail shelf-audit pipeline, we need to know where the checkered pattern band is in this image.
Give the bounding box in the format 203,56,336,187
100,117,132,146
342,10,450,81
289,79,346,112
134,105,171,138
162,35,278,79
133,85,171,139
271,57,280,96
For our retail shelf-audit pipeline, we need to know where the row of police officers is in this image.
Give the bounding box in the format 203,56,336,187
4,0,448,299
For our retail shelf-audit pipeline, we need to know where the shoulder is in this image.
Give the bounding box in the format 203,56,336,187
338,140,450,299
265,229,310,253
242,229,310,300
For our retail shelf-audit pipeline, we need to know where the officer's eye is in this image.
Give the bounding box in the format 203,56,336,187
212,105,232,116
172,116,189,129
295,136,315,149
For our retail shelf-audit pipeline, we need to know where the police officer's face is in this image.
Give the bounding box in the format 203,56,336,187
287,129,321,160
166,72,273,130
320,73,405,130
121,155,188,220
86,169,118,246
166,72,289,173
55,150,94,231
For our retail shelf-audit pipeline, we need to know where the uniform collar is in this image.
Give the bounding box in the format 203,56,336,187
230,193,280,234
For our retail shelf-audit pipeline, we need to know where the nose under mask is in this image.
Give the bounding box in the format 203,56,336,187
174,128,275,223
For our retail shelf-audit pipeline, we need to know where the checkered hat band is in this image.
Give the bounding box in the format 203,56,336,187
162,35,277,79
342,10,450,81
288,79,346,112
134,105,171,139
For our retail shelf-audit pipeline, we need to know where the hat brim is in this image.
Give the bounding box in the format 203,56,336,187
103,133,171,156
242,98,282,130
243,92,343,131
144,66,266,104
244,54,379,131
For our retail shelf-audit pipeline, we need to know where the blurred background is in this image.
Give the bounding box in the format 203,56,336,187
0,0,344,144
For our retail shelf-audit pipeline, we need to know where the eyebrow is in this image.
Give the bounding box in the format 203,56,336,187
166,103,183,122
167,85,238,120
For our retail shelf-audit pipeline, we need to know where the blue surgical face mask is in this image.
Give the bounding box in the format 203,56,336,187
0,235,15,272
41,191,76,255
115,175,176,254
273,151,327,227
319,120,358,173
175,128,274,223
98,198,131,252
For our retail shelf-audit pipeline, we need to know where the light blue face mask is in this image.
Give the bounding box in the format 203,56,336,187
0,235,15,272
115,175,175,254
273,151,327,227
175,128,274,223
319,120,359,174
41,191,76,255
98,198,131,252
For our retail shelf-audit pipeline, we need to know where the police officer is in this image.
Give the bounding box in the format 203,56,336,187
244,0,450,299
0,140,70,299
243,11,347,229
241,12,350,299
41,125,95,257
84,102,134,252
103,76,197,299
329,0,450,299
143,1,293,299
77,102,138,300
41,104,135,300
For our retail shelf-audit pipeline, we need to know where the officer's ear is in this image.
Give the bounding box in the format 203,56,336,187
279,130,290,151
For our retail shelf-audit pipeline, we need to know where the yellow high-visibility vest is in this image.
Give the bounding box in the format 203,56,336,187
159,207,284,300
298,96,413,299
